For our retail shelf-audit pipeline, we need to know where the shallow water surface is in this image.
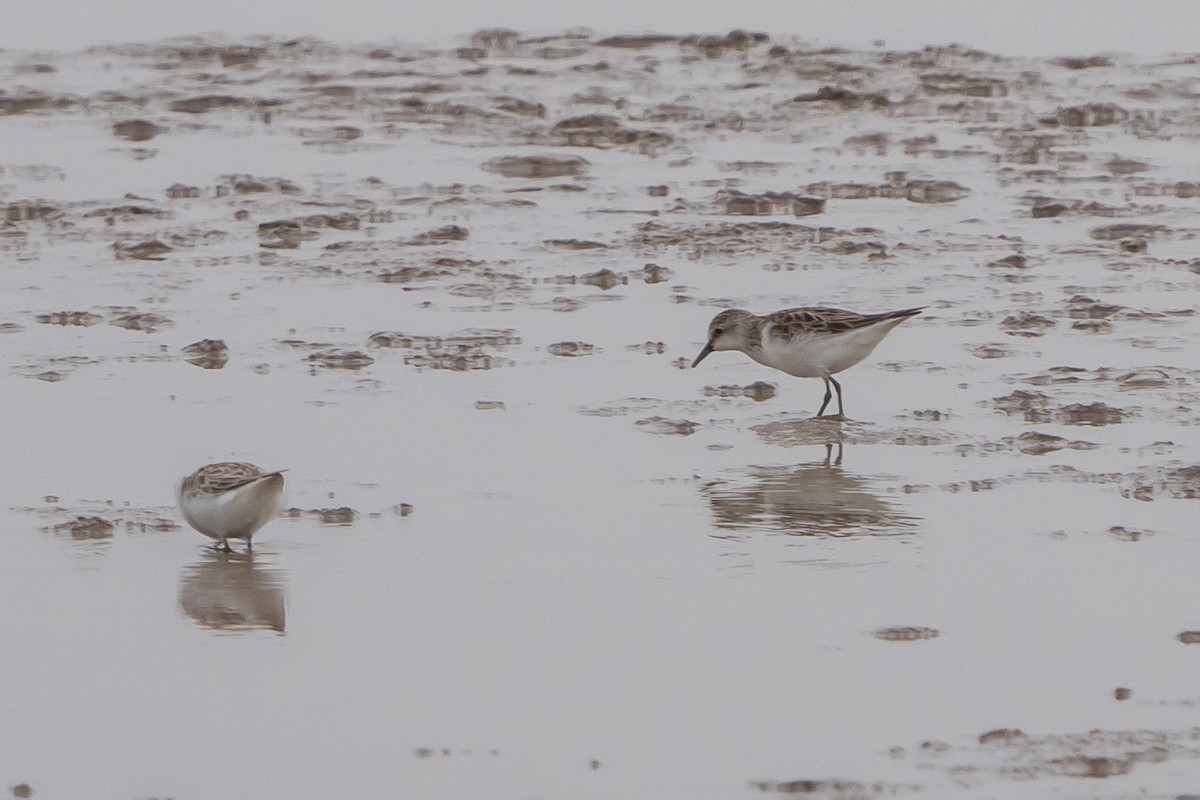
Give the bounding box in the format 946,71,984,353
1,30,1199,799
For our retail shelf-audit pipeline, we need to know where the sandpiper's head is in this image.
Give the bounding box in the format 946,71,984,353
692,309,755,367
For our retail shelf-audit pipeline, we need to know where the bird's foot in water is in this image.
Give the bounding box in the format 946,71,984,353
814,413,848,422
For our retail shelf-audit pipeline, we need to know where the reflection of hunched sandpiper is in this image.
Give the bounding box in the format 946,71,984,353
178,550,286,633
177,462,286,552
692,306,924,419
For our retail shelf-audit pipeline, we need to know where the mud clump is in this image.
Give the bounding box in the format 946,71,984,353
37,311,102,327
681,30,768,58
874,626,939,642
1053,55,1113,69
905,180,971,204
988,254,1028,269
1043,102,1128,127
374,257,486,285
1031,202,1067,218
369,329,519,350
48,516,115,540
579,268,624,289
990,390,1047,417
979,728,1025,745
370,328,518,371
113,240,172,261
0,90,75,115
640,263,674,283
630,220,851,256
800,177,970,204
112,119,163,141
166,182,201,199
1052,755,1133,778
317,507,357,525
1071,319,1112,334
306,349,375,370
635,416,698,435
913,725,1200,786
1107,526,1151,542
409,225,469,245
168,95,252,114
1066,295,1123,319
1178,631,1200,644
749,779,920,797
182,338,229,369
287,507,358,525
921,72,1008,97
84,204,171,221
547,239,608,251
1123,465,1200,501
217,46,263,68
792,86,889,110
217,174,302,195
550,114,672,152
1089,223,1170,241
5,201,64,222
482,154,589,179
547,341,595,357
1058,402,1129,426
259,213,360,247
720,190,825,217
702,382,777,401
1116,369,1175,389
968,343,1014,359
1016,431,1080,455
110,312,172,333
594,34,680,49
1000,312,1055,336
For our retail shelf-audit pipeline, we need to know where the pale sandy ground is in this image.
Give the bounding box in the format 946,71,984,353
1,27,1199,800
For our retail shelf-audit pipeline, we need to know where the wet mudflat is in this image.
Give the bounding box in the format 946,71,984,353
1,30,1199,799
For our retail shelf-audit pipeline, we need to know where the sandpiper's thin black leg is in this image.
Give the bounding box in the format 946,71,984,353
817,378,833,417
217,540,232,553
829,375,844,417
833,441,844,466
822,442,833,466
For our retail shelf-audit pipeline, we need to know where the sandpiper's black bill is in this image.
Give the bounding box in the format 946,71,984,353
692,342,714,367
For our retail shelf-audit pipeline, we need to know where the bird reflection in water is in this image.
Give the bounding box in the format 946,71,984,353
177,549,286,633
703,443,916,538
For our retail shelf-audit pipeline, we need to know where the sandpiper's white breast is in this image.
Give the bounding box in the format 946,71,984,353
178,464,285,543
756,316,912,378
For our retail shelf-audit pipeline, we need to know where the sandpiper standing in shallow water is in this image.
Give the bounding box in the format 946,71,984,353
692,306,924,419
177,462,286,552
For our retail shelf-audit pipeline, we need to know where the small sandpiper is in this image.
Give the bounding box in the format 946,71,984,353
177,462,286,552
692,306,924,418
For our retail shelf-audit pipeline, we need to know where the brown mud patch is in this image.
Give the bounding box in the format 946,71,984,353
874,627,939,642
369,328,519,371
285,507,359,525
17,502,181,538
702,382,778,401
901,726,1200,786
182,338,229,369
